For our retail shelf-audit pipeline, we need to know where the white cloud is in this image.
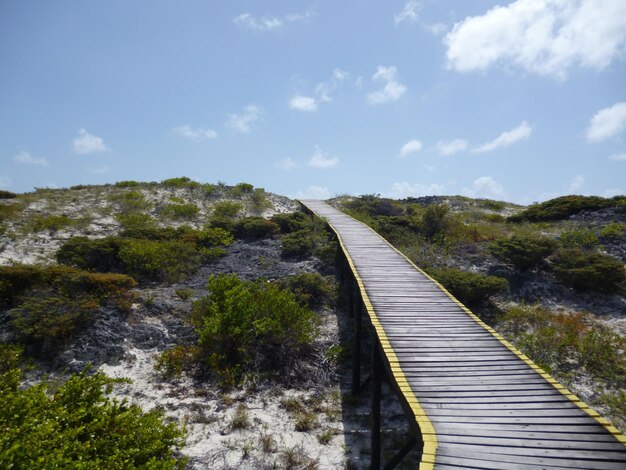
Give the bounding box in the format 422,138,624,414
603,188,623,198
384,182,446,199
276,157,297,170
586,102,626,142
289,96,318,112
435,139,468,155
472,121,532,153
233,8,315,32
399,139,423,158
87,165,111,174
172,125,218,142
225,105,262,133
72,128,109,154
424,22,447,36
14,151,48,166
367,66,406,105
308,146,339,169
294,186,332,200
567,174,586,193
609,152,626,161
395,1,421,25
444,0,626,79
462,176,506,199
0,176,11,188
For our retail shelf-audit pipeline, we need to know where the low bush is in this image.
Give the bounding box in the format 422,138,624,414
278,273,337,308
109,190,150,213
421,204,450,239
281,230,315,257
271,212,311,233
559,227,598,249
0,365,186,469
489,234,557,271
600,222,626,239
160,202,200,220
343,194,404,217
0,203,22,222
192,274,318,383
161,176,200,189
508,195,626,222
479,199,506,211
115,212,157,230
156,345,199,378
550,248,626,293
57,236,123,272
0,190,17,199
232,217,280,239
29,214,74,233
496,305,625,382
114,180,141,188
212,201,243,219
426,267,508,306
249,188,272,213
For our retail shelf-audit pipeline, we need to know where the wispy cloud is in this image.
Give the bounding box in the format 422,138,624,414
172,125,218,142
72,128,109,154
586,102,626,142
394,1,421,25
294,185,331,200
384,182,446,199
275,157,297,170
233,8,315,32
0,176,11,188
462,176,506,199
289,96,318,112
609,152,626,161
472,121,532,153
435,139,468,156
567,175,586,193
399,139,423,158
225,105,263,133
367,66,406,105
14,151,48,166
289,68,350,112
444,0,626,79
308,146,339,169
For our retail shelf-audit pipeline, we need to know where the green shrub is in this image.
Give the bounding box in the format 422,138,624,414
201,183,219,197
600,222,626,239
156,345,198,378
344,194,404,217
233,217,280,239
0,367,186,469
278,273,337,308
426,268,508,306
212,201,243,219
114,180,141,188
161,176,200,189
30,214,74,233
0,190,17,199
550,248,626,293
109,190,150,213
489,235,557,271
0,203,22,222
421,204,450,239
281,230,315,257
271,212,311,233
249,188,271,213
234,182,254,193
160,202,200,220
509,195,626,222
57,236,123,272
559,227,599,249
116,212,157,230
192,274,317,382
479,199,506,211
118,239,203,283
0,344,23,373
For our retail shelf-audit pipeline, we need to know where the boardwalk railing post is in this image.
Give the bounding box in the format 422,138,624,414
371,342,382,470
351,300,362,396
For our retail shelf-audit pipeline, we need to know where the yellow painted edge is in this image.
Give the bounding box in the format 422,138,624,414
348,207,626,446
299,201,438,469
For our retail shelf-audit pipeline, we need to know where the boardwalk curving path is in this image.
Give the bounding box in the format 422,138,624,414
300,200,626,470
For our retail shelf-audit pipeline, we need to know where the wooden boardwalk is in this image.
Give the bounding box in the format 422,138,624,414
300,200,626,470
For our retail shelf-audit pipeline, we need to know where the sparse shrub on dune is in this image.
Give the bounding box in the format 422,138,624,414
0,190,17,199
278,273,338,309
599,222,626,240
232,217,280,240
489,234,557,271
549,248,626,293
271,212,310,233
508,195,626,222
558,227,599,249
159,202,200,220
426,267,509,307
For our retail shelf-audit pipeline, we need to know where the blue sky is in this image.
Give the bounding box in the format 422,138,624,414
1,0,625,203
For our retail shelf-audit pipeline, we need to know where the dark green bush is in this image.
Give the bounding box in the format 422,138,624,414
161,176,200,189
0,190,17,199
550,248,626,293
278,273,337,309
0,366,186,469
233,217,280,239
57,236,123,272
114,180,141,188
109,190,150,213
234,182,254,193
116,212,157,230
509,195,626,222
281,230,316,257
344,194,404,217
156,345,199,379
212,201,243,219
426,267,508,306
600,222,626,239
489,235,557,271
479,199,506,211
421,204,450,239
0,203,22,222
30,214,74,233
192,274,317,382
160,202,200,220
271,212,310,233
559,228,598,249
